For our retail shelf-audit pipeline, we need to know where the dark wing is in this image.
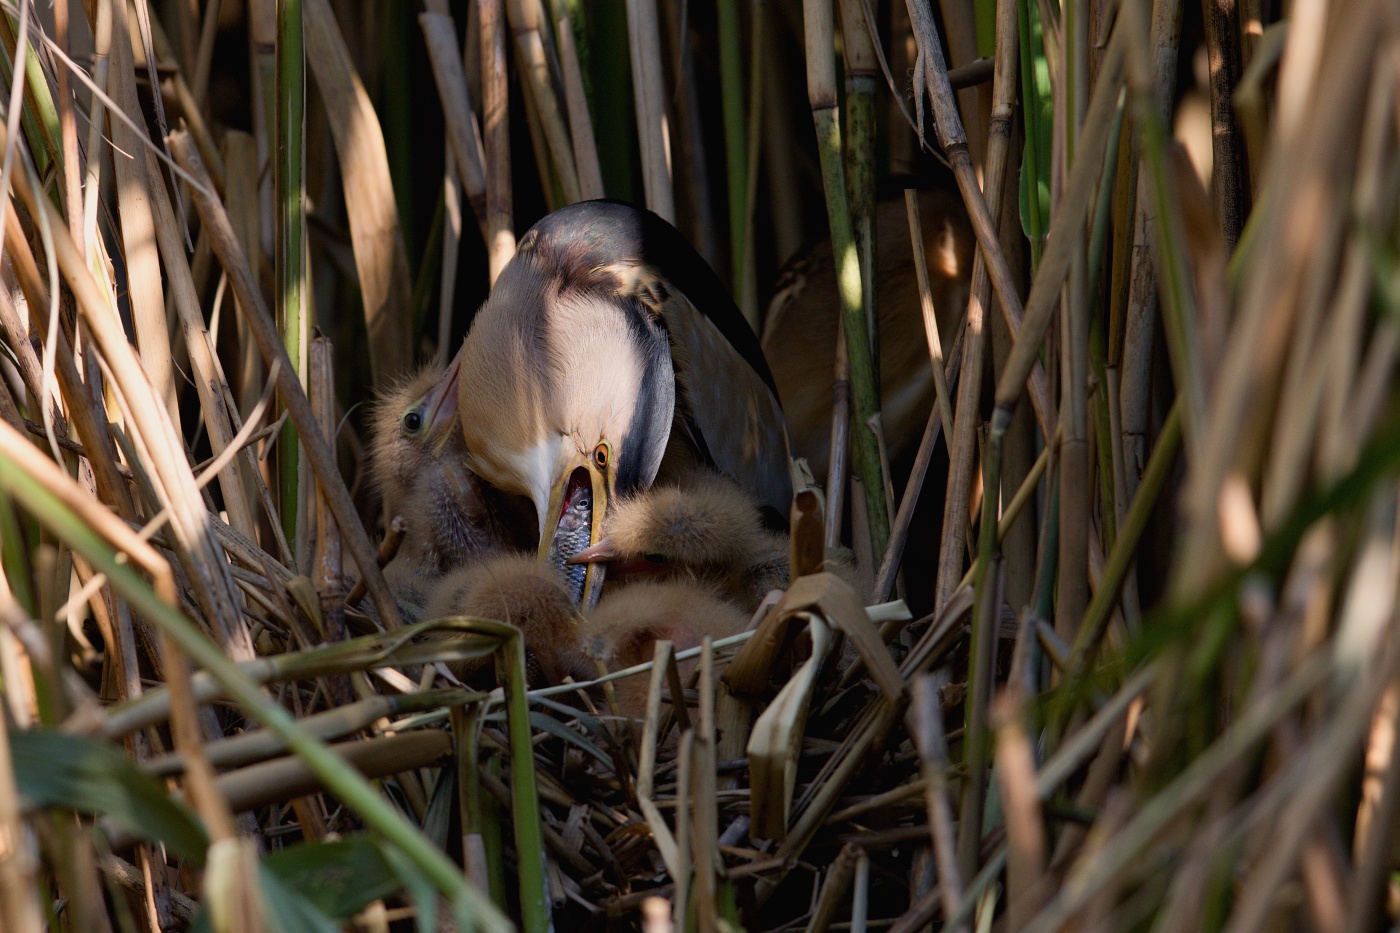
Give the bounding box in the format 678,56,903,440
525,200,793,513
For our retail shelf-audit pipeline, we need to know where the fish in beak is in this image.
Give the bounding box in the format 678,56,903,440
540,459,609,609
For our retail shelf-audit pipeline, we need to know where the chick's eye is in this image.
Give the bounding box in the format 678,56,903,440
643,553,668,565
593,443,609,469
402,410,423,433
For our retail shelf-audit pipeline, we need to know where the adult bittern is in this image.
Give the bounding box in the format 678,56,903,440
445,200,792,609
368,366,512,620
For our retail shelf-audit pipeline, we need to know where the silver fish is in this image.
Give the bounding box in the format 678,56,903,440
548,484,592,605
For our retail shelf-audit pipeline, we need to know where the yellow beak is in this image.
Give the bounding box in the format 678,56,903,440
538,456,610,609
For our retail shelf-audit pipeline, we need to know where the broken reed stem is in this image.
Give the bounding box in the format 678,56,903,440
169,132,404,632
482,0,515,282
804,0,890,562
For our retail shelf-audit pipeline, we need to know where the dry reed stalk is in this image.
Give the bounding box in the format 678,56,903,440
421,9,489,234
1265,55,1395,527
140,139,261,547
103,0,177,419
5,122,252,660
1117,0,1184,496
169,131,403,632
481,0,515,283
905,0,1045,427
1173,0,1386,601
933,0,1027,613
548,0,603,200
1202,0,1249,245
825,323,851,549
625,0,675,222
305,0,414,385
907,191,957,442
911,674,965,929
804,843,863,933
52,0,81,248
309,336,347,652
507,0,581,204
805,0,890,561
935,0,986,168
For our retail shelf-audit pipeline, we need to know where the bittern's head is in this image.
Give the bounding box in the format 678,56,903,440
447,211,678,608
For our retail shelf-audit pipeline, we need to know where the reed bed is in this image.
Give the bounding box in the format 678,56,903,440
0,0,1397,931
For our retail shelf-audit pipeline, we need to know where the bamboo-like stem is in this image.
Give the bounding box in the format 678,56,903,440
905,0,1049,428
1066,400,1182,676
1118,0,1183,497
958,422,1002,879
507,0,581,203
931,0,1023,613
841,0,880,384
992,14,1126,424
5,125,250,662
625,0,675,220
549,0,603,200
170,132,404,632
274,0,306,553
1202,0,1249,247
482,0,515,282
805,0,890,562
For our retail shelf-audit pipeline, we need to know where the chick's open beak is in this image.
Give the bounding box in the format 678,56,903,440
538,458,609,609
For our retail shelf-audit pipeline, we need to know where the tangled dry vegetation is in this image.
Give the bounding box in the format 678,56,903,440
1,0,1399,931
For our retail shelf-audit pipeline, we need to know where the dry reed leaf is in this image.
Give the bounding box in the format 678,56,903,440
747,612,832,841
304,0,413,386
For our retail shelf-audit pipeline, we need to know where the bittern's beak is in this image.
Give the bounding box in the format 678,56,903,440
538,458,609,610
424,347,464,454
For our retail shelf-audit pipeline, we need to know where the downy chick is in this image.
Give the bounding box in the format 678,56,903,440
572,473,789,612
425,554,584,688
581,580,749,722
369,366,511,622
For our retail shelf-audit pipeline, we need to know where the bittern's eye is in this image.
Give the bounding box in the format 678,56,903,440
402,410,423,433
593,443,610,469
